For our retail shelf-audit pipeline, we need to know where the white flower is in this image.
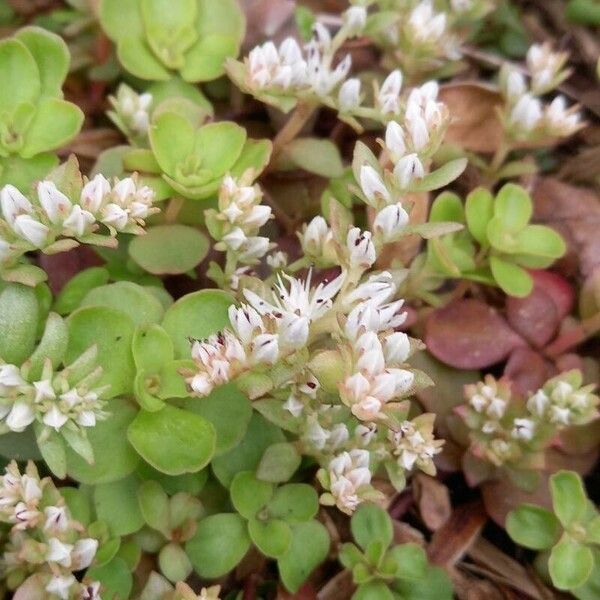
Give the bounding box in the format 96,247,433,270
343,6,367,35
545,96,581,136
44,505,69,532
306,50,352,97
347,227,376,268
384,332,410,364
71,537,98,570
301,215,332,256
344,272,397,308
46,537,74,567
378,70,403,114
248,38,307,90
283,394,304,417
394,153,425,188
527,389,549,416
512,418,535,441
43,405,69,431
389,418,442,473
527,43,566,93
345,298,407,339
0,364,25,388
550,405,571,425
239,236,271,262
504,69,527,102
251,333,279,364
305,417,330,450
373,203,409,241
33,379,56,403
80,174,110,214
37,181,72,224
384,121,406,159
355,423,377,445
328,449,372,514
359,165,390,206
338,78,361,111
1,185,33,225
229,305,264,346
62,205,95,237
101,203,129,230
408,0,447,43
13,215,49,247
6,401,35,432
510,93,542,131
46,575,76,600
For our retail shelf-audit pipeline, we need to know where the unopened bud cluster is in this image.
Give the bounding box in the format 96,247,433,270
0,173,157,273
108,84,153,142
458,371,598,468
0,461,100,599
499,44,582,141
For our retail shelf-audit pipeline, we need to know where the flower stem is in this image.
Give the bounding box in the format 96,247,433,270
271,102,317,160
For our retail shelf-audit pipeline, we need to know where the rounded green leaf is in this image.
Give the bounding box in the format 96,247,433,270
0,429,42,461
489,255,533,297
196,0,245,40
127,405,216,475
87,557,133,600
256,442,301,483
20,98,83,158
53,267,110,316
80,281,164,327
66,306,136,397
549,536,594,590
394,565,454,599
27,312,68,380
137,479,170,533
230,471,273,519
158,542,192,583
99,0,144,40
0,283,39,365
410,158,467,193
429,191,464,223
513,225,566,259
465,187,494,245
129,224,209,275
195,121,246,176
211,413,285,487
249,517,292,558
230,138,272,179
186,513,251,578
0,38,40,113
278,520,330,593
353,581,394,600
351,503,393,552
141,0,197,38
15,27,69,97
161,289,232,358
66,399,139,484
184,383,252,455
268,484,319,522
94,475,144,536
181,34,239,82
284,138,344,178
132,324,174,373
493,183,532,232
573,549,600,600
550,470,588,527
117,37,171,81
388,543,428,580
149,111,196,176
506,504,561,550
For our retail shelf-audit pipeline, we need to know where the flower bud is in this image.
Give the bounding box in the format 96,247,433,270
338,78,361,111
343,6,367,35
393,153,425,188
373,203,409,241
359,165,390,206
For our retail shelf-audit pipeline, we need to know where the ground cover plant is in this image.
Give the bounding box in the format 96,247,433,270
0,0,598,598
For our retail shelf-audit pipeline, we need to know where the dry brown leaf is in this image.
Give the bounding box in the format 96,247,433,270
439,83,505,154
413,473,452,531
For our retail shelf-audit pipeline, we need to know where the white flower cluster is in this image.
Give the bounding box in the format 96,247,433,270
108,83,153,138
405,0,460,59
0,174,156,264
0,357,107,435
501,44,581,139
212,175,272,264
240,7,365,109
388,415,443,475
187,270,345,397
0,461,100,600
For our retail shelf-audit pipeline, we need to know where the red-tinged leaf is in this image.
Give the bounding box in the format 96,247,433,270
414,474,451,531
504,348,551,397
38,246,103,294
530,270,575,319
424,299,526,369
505,287,560,348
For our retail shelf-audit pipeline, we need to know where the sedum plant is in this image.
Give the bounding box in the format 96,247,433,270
0,27,83,190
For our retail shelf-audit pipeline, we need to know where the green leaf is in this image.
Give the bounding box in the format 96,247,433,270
183,383,252,456
549,536,594,590
181,34,239,82
0,429,42,461
94,475,145,537
196,0,245,41
256,442,301,483
80,281,164,326
61,486,92,526
278,520,330,593
410,158,467,193
230,138,272,179
148,78,213,114
65,399,139,484
99,0,144,40
141,0,197,40
161,289,233,358
284,138,344,178
388,543,428,580
14,27,69,98
573,550,600,600
211,413,285,487
186,513,251,578
127,405,216,475
28,312,69,380
121,35,172,79
493,183,532,232
465,187,494,246
394,565,454,600
66,306,136,398
230,471,274,519
129,224,209,275
551,470,588,527
506,504,561,550
268,484,319,522
36,426,67,479
87,557,133,600
429,192,464,223
249,517,292,558
0,283,39,364
158,542,192,583
0,38,40,114
513,225,566,258
354,582,394,600
137,479,170,534
132,324,174,373
339,543,364,569
149,111,195,176
20,98,83,158
489,256,533,297
351,503,393,551
195,121,246,176
53,267,110,315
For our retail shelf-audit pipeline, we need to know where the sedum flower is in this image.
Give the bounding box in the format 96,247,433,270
509,93,543,131
338,78,361,112
373,204,410,242
343,6,368,36
108,83,153,140
526,43,569,94
377,70,403,115
347,228,377,269
322,449,373,514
